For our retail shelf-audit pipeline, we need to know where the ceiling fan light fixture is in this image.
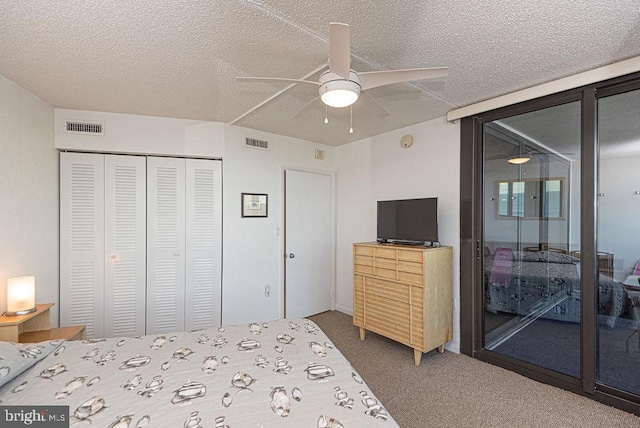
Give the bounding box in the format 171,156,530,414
318,71,361,108
507,154,531,165
319,83,360,108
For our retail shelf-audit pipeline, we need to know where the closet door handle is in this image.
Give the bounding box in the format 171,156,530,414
110,254,117,260
288,253,295,259
174,252,180,257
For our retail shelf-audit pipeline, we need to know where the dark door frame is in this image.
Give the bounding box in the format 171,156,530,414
459,72,640,416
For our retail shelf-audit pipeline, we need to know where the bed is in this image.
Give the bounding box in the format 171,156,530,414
485,250,639,326
0,318,397,427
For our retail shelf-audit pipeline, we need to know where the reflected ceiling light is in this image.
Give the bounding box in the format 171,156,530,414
508,142,531,164
507,154,531,165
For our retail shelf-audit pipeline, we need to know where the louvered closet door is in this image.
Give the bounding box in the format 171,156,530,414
185,159,222,329
104,155,146,337
60,152,105,339
147,157,186,334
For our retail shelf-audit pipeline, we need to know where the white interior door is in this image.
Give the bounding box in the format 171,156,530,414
104,155,146,337
60,152,105,339
147,157,186,334
185,159,222,329
285,169,333,318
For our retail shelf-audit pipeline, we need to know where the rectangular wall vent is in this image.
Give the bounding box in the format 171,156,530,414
244,137,269,150
65,120,104,136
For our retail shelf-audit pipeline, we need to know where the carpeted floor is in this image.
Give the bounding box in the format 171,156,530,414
309,310,640,428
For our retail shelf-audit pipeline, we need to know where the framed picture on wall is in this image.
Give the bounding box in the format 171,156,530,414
241,193,268,217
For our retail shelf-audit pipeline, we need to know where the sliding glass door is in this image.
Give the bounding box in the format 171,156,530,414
596,86,640,395
482,101,582,377
462,74,640,412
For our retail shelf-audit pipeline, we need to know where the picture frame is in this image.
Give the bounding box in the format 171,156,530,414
241,193,268,218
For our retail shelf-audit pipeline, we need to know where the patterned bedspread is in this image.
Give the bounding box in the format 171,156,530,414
0,318,397,427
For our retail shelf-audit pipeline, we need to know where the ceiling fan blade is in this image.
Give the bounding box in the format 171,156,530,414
329,22,351,79
359,67,449,90
291,97,321,120
236,76,321,86
359,91,390,118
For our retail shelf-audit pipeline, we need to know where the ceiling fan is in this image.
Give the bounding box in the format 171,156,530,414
236,22,448,129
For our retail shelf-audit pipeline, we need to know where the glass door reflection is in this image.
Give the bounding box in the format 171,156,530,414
483,101,581,377
597,87,640,395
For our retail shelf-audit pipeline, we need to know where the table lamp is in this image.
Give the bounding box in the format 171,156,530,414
6,276,37,316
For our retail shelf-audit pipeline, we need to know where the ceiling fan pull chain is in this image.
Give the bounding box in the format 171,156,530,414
324,105,329,124
349,106,354,134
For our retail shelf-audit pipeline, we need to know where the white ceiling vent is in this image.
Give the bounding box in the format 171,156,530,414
244,137,269,151
64,120,104,136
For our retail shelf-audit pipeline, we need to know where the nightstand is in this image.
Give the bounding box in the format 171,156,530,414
0,303,85,343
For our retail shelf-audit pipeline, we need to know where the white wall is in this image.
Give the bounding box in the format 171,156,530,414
0,74,58,323
335,116,461,352
222,125,336,324
334,139,373,314
54,109,336,326
55,109,225,158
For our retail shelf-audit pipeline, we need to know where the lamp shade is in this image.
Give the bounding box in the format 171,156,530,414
6,276,36,316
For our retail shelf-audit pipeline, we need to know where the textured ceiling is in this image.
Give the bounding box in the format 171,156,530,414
1,0,639,146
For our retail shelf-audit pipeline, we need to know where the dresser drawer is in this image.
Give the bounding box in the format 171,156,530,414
398,249,423,262
364,294,411,346
399,271,424,286
365,277,410,303
374,246,396,259
354,264,374,275
398,260,423,274
374,267,397,280
354,245,374,256
354,255,373,266
363,279,411,346
374,257,396,270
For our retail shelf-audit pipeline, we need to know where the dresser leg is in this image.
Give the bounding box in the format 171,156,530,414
438,345,445,353
414,349,422,366
359,328,366,341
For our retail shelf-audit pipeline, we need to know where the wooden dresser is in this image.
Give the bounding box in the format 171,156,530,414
353,242,452,365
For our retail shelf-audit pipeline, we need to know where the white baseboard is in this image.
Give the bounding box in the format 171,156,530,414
444,341,460,354
334,304,353,316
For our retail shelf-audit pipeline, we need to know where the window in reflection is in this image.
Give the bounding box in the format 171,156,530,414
497,178,564,218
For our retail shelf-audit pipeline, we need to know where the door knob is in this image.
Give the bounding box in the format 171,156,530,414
110,254,117,260
288,253,295,259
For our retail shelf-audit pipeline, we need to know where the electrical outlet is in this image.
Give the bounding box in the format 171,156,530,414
265,284,270,297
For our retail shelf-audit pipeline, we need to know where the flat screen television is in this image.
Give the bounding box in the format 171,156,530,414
377,197,438,245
